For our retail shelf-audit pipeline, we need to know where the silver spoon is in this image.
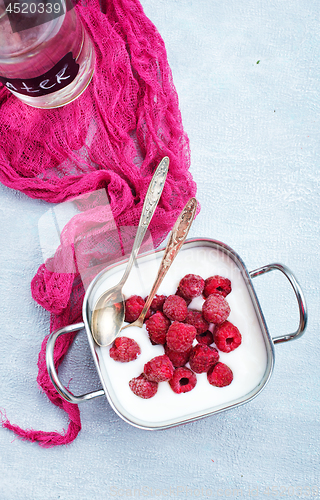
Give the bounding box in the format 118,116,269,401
91,157,169,346
121,197,198,330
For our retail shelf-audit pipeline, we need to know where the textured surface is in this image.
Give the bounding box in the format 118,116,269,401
0,0,319,498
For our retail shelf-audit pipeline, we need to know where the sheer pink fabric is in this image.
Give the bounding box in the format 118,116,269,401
0,0,197,446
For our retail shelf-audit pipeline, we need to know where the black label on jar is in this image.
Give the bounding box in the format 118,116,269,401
0,52,79,97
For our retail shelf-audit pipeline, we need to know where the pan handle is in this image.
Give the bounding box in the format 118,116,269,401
249,263,307,344
46,322,105,404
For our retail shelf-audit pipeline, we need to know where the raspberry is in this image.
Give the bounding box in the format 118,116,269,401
144,355,174,382
204,275,232,298
164,344,192,367
169,367,197,394
145,294,167,312
145,311,171,345
189,344,219,373
109,336,141,362
207,362,233,387
202,293,230,324
163,295,188,322
178,274,205,300
129,373,158,399
213,321,242,353
166,321,197,352
184,309,209,335
124,295,145,323
196,330,214,346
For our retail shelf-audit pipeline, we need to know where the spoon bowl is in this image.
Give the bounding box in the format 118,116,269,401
91,157,169,346
92,289,125,346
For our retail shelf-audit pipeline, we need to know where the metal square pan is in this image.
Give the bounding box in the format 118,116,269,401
46,238,307,430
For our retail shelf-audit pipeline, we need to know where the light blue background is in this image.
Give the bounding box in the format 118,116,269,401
0,0,319,499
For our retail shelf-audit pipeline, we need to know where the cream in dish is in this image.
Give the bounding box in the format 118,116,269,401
94,245,269,427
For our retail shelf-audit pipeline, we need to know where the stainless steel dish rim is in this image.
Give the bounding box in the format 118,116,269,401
46,237,307,430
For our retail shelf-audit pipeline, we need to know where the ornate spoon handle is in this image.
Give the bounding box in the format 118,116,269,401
120,157,169,285
123,197,198,329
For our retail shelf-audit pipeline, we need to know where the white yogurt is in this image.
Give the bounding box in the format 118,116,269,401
93,245,269,427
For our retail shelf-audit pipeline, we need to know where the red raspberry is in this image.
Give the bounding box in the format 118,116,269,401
145,311,171,345
189,344,219,373
196,330,214,346
144,355,174,382
164,344,192,367
178,274,205,300
202,293,230,324
163,295,188,322
124,295,145,323
109,336,141,362
129,373,158,399
204,275,232,298
213,321,242,353
169,367,197,394
184,309,209,334
145,294,167,312
207,362,233,387
166,321,197,352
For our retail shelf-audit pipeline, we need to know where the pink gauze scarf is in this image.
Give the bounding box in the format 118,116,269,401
0,0,198,447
